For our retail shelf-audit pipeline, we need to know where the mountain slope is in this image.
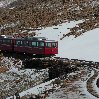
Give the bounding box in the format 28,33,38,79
0,0,99,39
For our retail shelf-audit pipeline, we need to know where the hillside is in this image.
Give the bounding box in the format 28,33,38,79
1,0,99,99
0,0,99,39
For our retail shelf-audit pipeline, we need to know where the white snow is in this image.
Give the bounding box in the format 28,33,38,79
35,20,84,40
19,79,55,97
34,20,99,62
46,70,98,99
0,2,4,7
6,79,55,99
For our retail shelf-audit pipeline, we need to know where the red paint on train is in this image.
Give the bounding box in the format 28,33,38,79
0,35,58,56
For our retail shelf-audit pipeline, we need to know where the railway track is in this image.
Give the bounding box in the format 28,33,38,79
1,52,99,98
23,56,99,78
1,51,99,79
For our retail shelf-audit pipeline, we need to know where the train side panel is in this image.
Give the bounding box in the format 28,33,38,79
25,41,45,55
0,38,14,52
44,41,58,55
14,40,45,55
0,36,58,56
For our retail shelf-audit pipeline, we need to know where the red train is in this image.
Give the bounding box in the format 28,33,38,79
0,35,58,56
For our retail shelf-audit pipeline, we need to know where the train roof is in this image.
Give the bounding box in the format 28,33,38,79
0,35,46,40
45,40,57,42
0,35,14,38
0,35,57,42
25,37,57,42
24,37,46,40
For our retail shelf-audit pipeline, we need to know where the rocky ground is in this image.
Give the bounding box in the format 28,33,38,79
0,54,99,99
0,55,49,98
46,67,99,99
0,0,99,38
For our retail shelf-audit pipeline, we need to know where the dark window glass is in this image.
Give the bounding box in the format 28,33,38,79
16,41,22,46
52,43,56,48
46,42,51,48
39,42,44,47
31,42,38,47
0,40,2,44
28,42,31,46
23,41,28,46
2,39,11,44
37,42,38,46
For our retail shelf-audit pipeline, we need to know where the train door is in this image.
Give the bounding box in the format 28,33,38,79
2,39,13,51
51,42,58,54
14,39,25,53
23,40,28,53
45,41,58,55
45,42,52,55
38,41,45,54
12,39,15,52
27,41,39,54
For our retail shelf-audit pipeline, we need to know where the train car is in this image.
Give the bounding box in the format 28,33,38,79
0,35,14,52
14,37,58,56
0,35,58,56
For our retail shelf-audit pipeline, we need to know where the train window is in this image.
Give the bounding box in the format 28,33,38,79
28,42,31,46
2,40,5,44
52,42,56,48
39,42,44,47
16,41,20,45
2,39,11,44
16,41,22,46
23,41,28,46
0,40,2,44
46,42,51,48
31,42,38,47
37,42,38,46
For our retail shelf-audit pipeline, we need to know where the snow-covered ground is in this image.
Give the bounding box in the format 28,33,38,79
7,79,56,99
34,20,99,62
6,67,99,99
46,69,97,99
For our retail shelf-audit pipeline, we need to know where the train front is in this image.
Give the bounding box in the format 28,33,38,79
44,40,58,56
